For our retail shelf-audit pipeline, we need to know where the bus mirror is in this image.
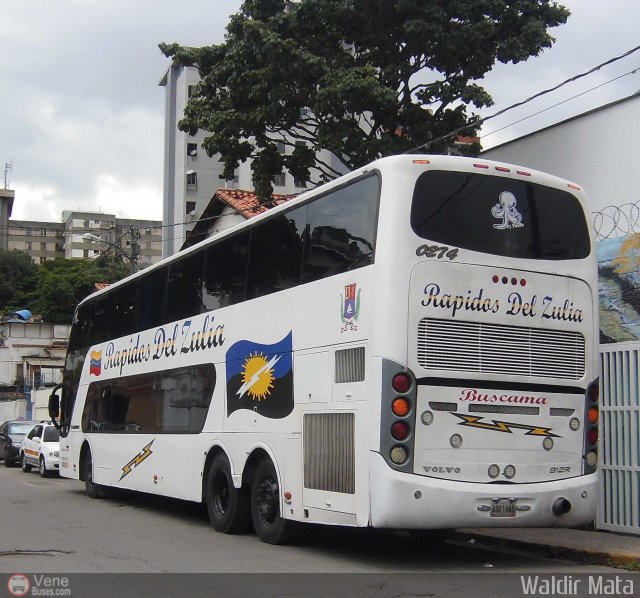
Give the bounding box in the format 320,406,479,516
49,384,62,421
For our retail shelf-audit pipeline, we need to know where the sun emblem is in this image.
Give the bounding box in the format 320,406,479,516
237,352,279,401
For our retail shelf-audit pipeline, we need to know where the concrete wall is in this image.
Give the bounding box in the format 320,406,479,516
482,93,640,214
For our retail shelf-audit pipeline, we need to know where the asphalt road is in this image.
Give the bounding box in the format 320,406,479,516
0,466,628,597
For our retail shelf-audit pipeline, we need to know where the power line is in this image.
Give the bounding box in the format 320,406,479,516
405,44,640,153
481,66,640,140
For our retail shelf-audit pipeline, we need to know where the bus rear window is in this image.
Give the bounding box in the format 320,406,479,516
410,171,591,260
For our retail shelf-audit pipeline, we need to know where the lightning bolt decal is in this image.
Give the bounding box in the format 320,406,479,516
453,414,560,438
120,439,155,480
236,354,281,399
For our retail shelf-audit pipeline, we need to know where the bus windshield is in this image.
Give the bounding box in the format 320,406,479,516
410,170,591,260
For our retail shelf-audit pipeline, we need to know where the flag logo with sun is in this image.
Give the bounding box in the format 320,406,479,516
225,332,293,419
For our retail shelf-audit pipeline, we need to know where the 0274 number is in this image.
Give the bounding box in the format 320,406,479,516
416,244,459,260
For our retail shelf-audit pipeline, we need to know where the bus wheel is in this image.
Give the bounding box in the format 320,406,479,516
84,451,103,499
250,458,296,545
206,453,251,534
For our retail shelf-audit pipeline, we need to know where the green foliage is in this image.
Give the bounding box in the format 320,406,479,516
160,0,569,199
0,249,38,313
30,258,129,324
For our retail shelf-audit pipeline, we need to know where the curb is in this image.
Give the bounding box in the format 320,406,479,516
452,531,640,568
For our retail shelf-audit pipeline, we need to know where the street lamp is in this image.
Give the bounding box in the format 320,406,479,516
82,232,137,274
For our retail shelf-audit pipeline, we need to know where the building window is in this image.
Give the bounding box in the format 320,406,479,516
273,141,286,187
41,228,47,235
187,143,197,158
186,171,198,191
41,242,47,251
186,201,196,214
26,228,32,236
294,141,307,189
26,242,32,250
187,85,197,98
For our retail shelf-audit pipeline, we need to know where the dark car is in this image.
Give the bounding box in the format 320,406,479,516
0,420,41,467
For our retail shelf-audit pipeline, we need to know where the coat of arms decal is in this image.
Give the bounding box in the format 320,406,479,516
340,283,361,332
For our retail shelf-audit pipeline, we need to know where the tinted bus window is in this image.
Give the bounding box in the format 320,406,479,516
302,175,379,283
203,232,249,310
246,213,304,299
166,249,205,322
138,267,168,330
82,364,216,434
410,171,591,260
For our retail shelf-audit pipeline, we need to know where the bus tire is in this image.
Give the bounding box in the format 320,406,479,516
206,453,251,534
84,451,103,499
250,458,296,545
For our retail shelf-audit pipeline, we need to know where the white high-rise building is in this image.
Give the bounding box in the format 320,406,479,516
159,63,346,257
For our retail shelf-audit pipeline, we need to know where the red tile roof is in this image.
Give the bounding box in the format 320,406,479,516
215,189,296,219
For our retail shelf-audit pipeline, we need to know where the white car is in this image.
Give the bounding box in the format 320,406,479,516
20,422,59,477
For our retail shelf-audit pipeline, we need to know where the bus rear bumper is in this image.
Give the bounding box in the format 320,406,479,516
369,453,597,529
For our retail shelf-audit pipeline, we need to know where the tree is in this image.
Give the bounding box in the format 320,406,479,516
30,258,129,324
0,249,38,313
160,0,569,199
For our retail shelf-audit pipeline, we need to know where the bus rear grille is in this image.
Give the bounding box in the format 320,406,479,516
303,412,355,494
417,318,585,380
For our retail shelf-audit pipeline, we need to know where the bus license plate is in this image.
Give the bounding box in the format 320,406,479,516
491,498,516,518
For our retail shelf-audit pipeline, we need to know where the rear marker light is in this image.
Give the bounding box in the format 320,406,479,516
450,434,463,449
492,275,499,283
390,446,408,464
586,451,597,467
588,407,599,424
412,159,431,165
392,373,411,394
587,428,598,445
568,183,581,190
516,170,531,176
504,465,516,479
495,166,510,172
421,411,434,426
473,163,489,169
588,385,599,403
520,279,527,287
391,421,410,441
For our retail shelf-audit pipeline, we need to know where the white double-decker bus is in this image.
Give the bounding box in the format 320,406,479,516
50,154,599,544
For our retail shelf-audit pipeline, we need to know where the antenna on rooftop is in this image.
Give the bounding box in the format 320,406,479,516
4,162,12,189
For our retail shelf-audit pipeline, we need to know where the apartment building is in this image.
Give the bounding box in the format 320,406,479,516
160,63,346,257
4,210,162,269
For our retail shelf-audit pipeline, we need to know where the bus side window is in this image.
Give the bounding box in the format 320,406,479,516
203,232,249,311
138,266,168,330
302,175,379,284
246,213,304,299
166,249,205,321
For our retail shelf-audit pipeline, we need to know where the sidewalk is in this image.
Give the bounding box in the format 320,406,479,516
455,527,640,568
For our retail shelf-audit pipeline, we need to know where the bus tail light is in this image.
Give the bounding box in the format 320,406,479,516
391,421,410,441
583,380,599,474
392,373,412,394
392,398,410,417
382,362,417,472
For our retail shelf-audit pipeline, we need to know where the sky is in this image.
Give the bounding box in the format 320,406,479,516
1,0,639,223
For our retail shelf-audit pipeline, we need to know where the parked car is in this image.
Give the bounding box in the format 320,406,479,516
0,420,41,467
20,422,60,477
